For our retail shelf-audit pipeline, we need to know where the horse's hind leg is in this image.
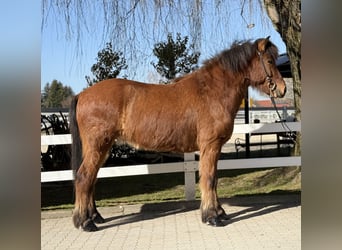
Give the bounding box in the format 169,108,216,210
73,156,101,231
89,185,105,224
73,143,112,231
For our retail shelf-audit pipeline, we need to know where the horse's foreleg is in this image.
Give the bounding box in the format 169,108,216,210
199,143,227,226
215,181,230,221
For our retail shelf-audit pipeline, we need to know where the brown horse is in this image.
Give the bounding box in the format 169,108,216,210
70,37,286,231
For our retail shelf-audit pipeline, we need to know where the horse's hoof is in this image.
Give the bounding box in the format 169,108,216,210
217,212,230,221
82,219,98,232
93,213,105,224
205,217,224,227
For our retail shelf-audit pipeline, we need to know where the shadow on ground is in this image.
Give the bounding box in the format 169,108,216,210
94,193,300,230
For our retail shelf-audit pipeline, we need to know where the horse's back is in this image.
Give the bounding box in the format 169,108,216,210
76,78,201,152
79,78,138,100
77,78,147,115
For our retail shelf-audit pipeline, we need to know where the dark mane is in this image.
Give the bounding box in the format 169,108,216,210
204,39,279,73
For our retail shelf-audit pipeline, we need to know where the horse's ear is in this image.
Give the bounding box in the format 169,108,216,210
257,36,270,53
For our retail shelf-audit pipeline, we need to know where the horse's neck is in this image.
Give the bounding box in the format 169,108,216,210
205,69,248,114
227,82,248,118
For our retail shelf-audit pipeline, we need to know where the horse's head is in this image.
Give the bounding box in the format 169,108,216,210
249,37,287,98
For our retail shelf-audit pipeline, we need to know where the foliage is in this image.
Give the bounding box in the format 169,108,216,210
41,80,74,108
152,33,200,83
85,43,133,158
85,42,128,87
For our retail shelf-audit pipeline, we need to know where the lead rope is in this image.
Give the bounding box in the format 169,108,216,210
270,96,297,144
259,49,296,144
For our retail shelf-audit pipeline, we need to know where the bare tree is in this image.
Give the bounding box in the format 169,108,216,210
263,0,301,154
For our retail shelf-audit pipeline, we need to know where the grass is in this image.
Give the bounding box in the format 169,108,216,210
41,165,301,211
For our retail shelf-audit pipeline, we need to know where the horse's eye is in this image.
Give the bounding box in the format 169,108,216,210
267,60,273,64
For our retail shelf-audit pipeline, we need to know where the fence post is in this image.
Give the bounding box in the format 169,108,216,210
184,153,197,201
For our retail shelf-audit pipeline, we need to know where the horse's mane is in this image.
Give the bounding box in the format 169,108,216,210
203,39,279,73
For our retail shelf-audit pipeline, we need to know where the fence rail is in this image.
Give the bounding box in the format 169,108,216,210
41,122,301,201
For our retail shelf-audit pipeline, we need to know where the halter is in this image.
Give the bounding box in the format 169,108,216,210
257,51,295,144
257,50,277,96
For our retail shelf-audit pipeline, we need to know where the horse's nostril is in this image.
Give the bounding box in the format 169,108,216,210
275,84,286,98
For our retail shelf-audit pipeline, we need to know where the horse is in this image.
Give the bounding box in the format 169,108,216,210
70,37,286,231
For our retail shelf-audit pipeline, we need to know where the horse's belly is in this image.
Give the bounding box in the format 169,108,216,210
118,85,199,152
120,124,199,153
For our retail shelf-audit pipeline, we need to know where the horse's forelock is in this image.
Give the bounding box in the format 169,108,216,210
266,41,279,61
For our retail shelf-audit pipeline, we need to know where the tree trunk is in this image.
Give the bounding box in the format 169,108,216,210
263,0,301,155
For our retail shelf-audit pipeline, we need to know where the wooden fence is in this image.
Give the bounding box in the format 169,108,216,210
41,122,301,201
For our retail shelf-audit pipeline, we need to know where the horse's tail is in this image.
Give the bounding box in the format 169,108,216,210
70,95,82,178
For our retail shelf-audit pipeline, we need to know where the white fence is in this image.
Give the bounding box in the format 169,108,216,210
41,122,301,201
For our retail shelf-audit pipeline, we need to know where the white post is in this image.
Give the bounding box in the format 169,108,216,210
183,152,197,201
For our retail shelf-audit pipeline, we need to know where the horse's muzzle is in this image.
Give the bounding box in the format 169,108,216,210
272,82,286,98
276,85,286,98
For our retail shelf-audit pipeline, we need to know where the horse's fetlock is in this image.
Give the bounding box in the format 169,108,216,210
72,210,82,229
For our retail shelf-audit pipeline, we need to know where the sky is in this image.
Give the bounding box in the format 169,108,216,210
41,1,286,99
